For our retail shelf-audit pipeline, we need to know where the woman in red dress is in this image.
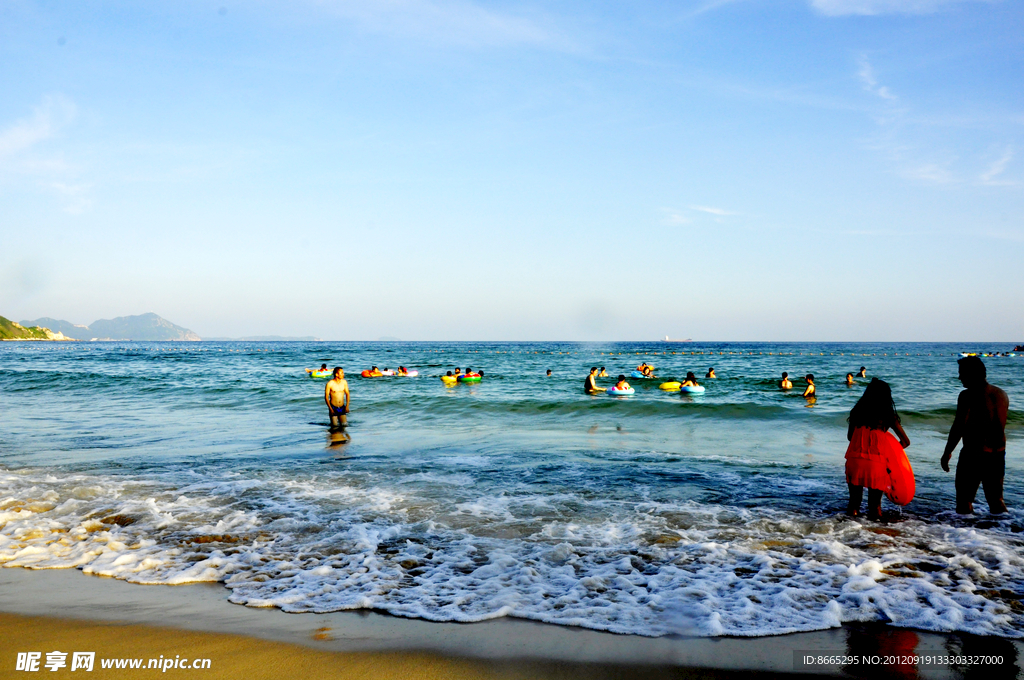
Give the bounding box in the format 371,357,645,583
846,378,911,519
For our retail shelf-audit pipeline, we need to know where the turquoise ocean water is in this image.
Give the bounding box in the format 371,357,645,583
0,341,1021,638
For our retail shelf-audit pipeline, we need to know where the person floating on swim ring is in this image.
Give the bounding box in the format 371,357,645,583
845,378,911,519
706,367,716,379
682,372,699,388
845,373,855,386
397,366,408,376
614,375,631,391
598,367,609,377
780,372,793,390
453,368,462,377
584,367,606,394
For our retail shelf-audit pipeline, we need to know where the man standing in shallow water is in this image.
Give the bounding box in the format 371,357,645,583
941,356,1009,514
325,367,350,429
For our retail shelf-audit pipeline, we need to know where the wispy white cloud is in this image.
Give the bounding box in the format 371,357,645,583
903,162,956,184
313,0,573,50
810,0,998,17
979,148,1017,185
857,56,896,101
661,208,691,225
687,0,747,17
0,95,76,161
0,95,92,213
689,204,737,216
49,181,93,214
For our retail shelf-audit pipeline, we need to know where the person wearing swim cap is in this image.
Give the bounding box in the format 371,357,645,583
584,367,606,394
325,367,350,429
780,372,793,390
706,367,716,379
941,356,1009,514
803,374,816,398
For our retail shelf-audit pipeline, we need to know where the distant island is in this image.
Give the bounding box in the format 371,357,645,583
204,335,323,342
0,316,74,341
18,313,200,341
12,312,323,342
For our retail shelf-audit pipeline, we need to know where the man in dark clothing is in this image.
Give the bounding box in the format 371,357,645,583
941,356,1009,514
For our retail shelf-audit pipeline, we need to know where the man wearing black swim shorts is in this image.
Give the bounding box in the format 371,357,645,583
941,356,1009,514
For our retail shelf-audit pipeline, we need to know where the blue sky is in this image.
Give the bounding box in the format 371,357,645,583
1,0,1021,341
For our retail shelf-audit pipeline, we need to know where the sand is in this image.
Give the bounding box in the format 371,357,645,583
1,567,1020,679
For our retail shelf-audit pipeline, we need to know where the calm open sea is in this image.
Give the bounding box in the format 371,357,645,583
1,341,1021,638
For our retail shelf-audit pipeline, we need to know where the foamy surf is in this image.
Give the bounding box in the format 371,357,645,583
1,466,1021,638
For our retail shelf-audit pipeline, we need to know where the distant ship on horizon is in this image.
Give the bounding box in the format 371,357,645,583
664,336,692,342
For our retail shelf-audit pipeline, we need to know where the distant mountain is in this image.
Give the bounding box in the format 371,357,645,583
204,335,322,342
87,313,201,341
1,316,73,341
19,312,200,341
20,317,90,340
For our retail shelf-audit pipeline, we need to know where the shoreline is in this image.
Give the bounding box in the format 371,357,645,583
2,567,1020,678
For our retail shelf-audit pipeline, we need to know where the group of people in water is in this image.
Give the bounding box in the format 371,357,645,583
322,356,1010,517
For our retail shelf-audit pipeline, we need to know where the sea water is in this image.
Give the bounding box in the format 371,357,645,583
0,342,1021,638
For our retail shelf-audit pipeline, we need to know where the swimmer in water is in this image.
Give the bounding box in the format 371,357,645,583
546,369,553,377
846,373,855,386
598,367,608,377
325,367,350,429
614,375,631,390
706,367,716,379
803,374,816,398
681,372,699,388
780,372,793,390
858,366,867,378
584,367,606,394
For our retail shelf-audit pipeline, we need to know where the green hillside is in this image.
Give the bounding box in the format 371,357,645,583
0,316,52,340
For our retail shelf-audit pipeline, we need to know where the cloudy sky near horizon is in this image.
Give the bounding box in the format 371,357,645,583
1,0,1022,341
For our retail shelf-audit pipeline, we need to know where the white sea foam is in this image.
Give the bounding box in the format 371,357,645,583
1,468,1022,638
